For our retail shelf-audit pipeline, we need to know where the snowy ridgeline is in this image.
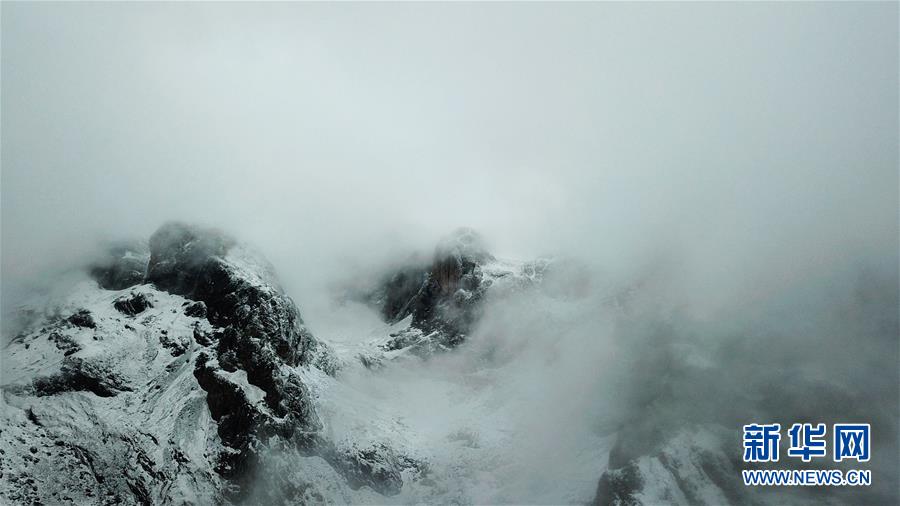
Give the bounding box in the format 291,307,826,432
1,223,876,505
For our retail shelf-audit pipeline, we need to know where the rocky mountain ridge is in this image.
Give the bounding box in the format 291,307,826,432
364,228,550,357
2,222,782,505
1,223,391,504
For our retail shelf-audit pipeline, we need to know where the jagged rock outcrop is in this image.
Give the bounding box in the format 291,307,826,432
67,309,96,329
1,393,218,506
369,228,496,348
332,442,427,496
1,282,226,505
88,240,150,290
143,222,325,495
594,462,643,506
147,222,316,366
592,427,747,506
365,228,557,357
33,355,134,398
1,222,338,504
114,292,153,316
183,300,207,318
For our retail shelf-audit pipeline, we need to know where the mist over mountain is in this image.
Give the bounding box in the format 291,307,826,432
2,2,897,505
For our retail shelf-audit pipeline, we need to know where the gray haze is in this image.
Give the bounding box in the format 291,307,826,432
3,2,896,315
2,2,899,503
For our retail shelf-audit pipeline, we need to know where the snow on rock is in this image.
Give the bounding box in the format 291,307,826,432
144,222,332,499
363,229,557,357
593,426,744,506
1,281,226,505
590,425,837,506
113,292,153,316
88,239,150,291
1,222,339,504
3,223,737,505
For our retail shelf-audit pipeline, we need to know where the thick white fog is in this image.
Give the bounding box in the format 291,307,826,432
2,2,898,504
3,3,896,313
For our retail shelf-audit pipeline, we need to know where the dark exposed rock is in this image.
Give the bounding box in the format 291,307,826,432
33,357,132,397
146,222,325,495
593,462,643,506
376,262,430,323
193,353,261,479
113,292,153,316
183,301,207,318
88,241,149,290
147,222,315,366
158,331,188,356
371,228,494,347
593,426,750,506
306,339,340,376
358,352,384,370
48,331,81,356
8,221,389,503
331,442,426,496
12,422,175,506
67,310,96,329
146,223,233,298
380,327,446,358
193,350,320,501
192,323,215,346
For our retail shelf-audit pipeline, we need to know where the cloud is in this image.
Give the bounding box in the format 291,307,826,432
2,2,897,501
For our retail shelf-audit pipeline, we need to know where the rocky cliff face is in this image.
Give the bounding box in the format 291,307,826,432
0,222,336,504
146,222,328,496
371,228,493,345
1,281,227,505
367,228,547,355
592,426,749,506
1,224,584,504
88,240,151,291
8,223,874,505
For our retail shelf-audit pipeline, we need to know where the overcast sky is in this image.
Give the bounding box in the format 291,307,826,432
2,2,897,317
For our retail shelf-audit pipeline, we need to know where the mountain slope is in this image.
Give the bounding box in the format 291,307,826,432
1,223,335,504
